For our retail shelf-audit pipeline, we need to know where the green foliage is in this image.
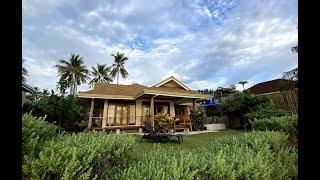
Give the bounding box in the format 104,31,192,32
222,92,271,116
115,131,297,180
190,108,207,130
251,115,298,146
23,94,87,132
222,92,271,129
154,113,174,130
23,132,136,179
22,113,59,163
55,53,90,94
245,103,286,121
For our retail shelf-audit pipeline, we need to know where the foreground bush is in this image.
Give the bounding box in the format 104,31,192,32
22,113,59,161
23,132,136,179
251,115,298,146
115,131,297,180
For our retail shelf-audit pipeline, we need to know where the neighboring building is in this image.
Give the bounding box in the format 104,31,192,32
76,76,211,131
22,82,36,106
248,79,298,95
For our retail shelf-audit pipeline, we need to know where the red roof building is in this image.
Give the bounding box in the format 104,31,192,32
248,79,298,95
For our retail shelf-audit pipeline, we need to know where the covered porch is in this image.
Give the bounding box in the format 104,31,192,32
79,94,201,132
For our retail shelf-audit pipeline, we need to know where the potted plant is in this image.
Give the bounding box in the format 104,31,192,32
154,113,174,133
190,108,207,131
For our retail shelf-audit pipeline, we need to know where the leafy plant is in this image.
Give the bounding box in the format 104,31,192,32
154,113,174,131
221,91,271,129
190,108,207,130
115,131,297,179
23,94,87,132
245,103,286,121
251,115,298,146
23,132,136,179
22,113,59,163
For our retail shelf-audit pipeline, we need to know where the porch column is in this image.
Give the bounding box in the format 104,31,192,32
88,98,94,129
169,101,175,117
150,96,154,126
136,99,142,126
192,99,196,111
102,99,108,128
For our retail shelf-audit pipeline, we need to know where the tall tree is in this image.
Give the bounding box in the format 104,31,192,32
88,63,113,87
55,53,89,94
110,52,129,84
238,81,248,90
22,59,28,82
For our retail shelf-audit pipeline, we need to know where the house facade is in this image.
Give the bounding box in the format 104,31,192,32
76,76,210,131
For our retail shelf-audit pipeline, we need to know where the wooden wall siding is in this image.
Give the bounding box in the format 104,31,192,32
160,80,185,89
256,89,298,114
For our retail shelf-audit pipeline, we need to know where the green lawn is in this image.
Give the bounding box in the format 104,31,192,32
135,130,245,153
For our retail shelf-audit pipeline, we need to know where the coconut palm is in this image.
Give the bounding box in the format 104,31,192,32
55,53,89,94
22,59,28,82
110,52,129,84
56,78,69,95
238,81,248,90
88,63,113,87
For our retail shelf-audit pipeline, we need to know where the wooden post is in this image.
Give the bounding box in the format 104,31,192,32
88,98,94,129
150,96,154,127
192,99,196,111
102,99,108,128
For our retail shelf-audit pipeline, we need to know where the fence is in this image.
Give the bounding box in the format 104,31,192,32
256,89,298,114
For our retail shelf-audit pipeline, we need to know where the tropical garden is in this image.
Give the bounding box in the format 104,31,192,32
22,43,298,179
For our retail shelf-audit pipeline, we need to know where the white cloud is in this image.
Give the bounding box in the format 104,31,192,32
22,0,297,92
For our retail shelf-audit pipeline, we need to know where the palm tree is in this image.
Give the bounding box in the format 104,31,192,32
88,63,113,87
55,53,89,94
57,78,69,95
238,81,248,90
110,52,129,84
22,59,28,82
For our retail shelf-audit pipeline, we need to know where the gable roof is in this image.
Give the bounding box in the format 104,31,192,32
152,76,191,90
77,77,210,100
248,79,298,94
22,82,36,93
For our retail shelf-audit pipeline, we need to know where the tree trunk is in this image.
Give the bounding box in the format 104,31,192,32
117,67,120,85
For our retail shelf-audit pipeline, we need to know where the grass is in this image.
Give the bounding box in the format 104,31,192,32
135,130,245,153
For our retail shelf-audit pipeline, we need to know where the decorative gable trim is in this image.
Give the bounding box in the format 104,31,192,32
152,76,191,90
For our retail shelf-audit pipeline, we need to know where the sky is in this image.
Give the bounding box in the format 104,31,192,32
22,0,298,92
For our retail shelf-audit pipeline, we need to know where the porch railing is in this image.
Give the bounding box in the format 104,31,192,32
91,115,192,132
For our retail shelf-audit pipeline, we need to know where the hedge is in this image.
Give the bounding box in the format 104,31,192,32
115,131,297,180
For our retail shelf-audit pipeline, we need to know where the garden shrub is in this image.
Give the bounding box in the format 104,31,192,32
23,132,137,179
115,131,297,180
222,91,271,129
245,103,286,121
23,94,88,132
22,113,59,161
251,115,298,146
190,107,207,130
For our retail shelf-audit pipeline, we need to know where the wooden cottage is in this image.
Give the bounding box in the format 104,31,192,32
76,76,211,132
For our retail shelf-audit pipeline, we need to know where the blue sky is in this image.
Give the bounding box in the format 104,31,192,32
22,0,297,92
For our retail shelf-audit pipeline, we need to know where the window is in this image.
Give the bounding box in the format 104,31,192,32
107,104,115,125
129,105,135,125
108,104,135,126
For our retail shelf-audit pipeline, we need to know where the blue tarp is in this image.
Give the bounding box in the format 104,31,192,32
200,98,218,106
